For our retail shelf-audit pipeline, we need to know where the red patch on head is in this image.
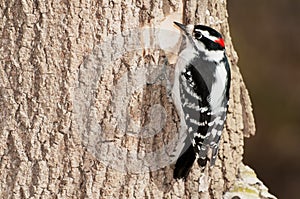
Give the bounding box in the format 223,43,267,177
215,38,225,47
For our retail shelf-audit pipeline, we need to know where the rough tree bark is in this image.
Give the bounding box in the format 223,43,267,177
0,0,276,198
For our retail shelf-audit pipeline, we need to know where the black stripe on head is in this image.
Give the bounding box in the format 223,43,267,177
194,25,222,38
200,37,224,51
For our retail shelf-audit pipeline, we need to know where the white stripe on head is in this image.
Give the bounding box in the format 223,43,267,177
194,29,219,43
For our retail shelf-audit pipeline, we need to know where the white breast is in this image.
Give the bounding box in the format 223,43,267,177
209,61,228,111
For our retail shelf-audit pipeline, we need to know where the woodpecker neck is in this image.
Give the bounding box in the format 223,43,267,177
194,41,225,63
203,49,225,63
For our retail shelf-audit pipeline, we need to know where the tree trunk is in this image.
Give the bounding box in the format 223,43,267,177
0,0,276,198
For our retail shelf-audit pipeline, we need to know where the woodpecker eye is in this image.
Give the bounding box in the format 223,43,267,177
194,32,202,39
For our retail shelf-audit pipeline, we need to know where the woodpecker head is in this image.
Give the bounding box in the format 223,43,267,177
174,22,225,53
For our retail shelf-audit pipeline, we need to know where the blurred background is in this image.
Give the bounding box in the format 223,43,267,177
228,0,300,198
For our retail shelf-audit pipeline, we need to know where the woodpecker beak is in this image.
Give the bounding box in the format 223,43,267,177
174,22,188,34
174,22,200,52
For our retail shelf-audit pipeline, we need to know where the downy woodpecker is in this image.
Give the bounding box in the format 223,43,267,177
172,22,231,185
